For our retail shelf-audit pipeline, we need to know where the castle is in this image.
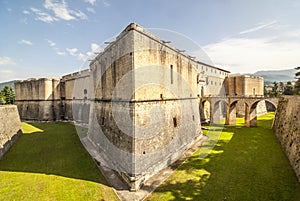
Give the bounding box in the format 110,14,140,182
14,23,265,190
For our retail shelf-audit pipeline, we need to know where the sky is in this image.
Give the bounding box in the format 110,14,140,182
1,0,300,82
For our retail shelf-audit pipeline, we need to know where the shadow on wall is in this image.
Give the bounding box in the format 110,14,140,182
0,122,108,185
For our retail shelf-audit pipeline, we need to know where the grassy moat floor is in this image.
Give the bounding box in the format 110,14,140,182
147,112,300,201
0,113,299,201
0,122,119,201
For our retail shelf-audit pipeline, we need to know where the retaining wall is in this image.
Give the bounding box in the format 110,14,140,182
0,105,22,160
273,96,300,183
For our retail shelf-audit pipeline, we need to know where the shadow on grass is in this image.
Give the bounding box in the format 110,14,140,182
0,122,108,185
147,113,300,201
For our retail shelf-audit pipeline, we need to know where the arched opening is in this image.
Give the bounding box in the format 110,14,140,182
245,101,260,127
200,100,210,124
212,100,227,124
225,100,238,125
265,100,276,112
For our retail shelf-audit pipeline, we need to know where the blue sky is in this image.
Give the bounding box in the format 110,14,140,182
1,0,300,82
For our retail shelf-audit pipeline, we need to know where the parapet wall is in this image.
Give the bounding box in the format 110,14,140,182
0,105,22,160
272,96,300,183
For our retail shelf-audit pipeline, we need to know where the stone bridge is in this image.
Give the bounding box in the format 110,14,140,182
200,95,279,127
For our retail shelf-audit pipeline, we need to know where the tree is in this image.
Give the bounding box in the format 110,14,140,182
283,81,294,95
279,82,284,94
294,67,300,95
0,86,15,104
272,81,279,97
0,94,6,105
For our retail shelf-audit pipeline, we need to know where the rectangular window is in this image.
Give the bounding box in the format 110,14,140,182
170,65,173,84
173,117,177,127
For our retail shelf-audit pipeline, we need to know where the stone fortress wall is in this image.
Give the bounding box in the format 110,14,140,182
14,70,91,123
13,23,266,190
61,69,91,123
0,105,22,160
273,96,300,183
15,78,61,121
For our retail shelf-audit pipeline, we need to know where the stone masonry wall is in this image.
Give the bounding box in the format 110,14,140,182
0,105,22,160
273,96,300,183
15,78,61,121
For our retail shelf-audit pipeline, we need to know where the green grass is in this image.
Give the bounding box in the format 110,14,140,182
147,113,300,201
0,122,119,201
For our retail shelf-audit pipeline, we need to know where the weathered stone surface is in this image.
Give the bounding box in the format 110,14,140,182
273,96,300,183
0,105,22,160
225,75,264,96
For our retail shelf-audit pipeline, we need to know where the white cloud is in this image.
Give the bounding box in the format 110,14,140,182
30,7,58,23
91,43,101,52
46,39,56,47
71,9,88,20
66,43,101,61
44,0,87,21
86,7,95,13
85,0,97,5
23,10,30,14
86,43,101,57
102,0,110,7
66,48,78,56
0,70,14,74
77,53,87,61
29,1,87,23
44,0,74,20
57,51,66,56
239,21,277,35
19,39,33,46
0,57,16,66
203,35,300,73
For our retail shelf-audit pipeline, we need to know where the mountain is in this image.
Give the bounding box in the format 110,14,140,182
252,68,297,82
0,80,16,90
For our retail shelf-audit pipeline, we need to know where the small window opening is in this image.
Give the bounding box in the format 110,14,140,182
170,65,173,84
173,117,177,127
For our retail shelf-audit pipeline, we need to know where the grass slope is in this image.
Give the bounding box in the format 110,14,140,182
147,113,300,201
0,122,119,201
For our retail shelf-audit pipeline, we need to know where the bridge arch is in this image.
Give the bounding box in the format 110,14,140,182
244,99,277,127
264,99,277,112
200,96,278,127
200,99,211,123
211,100,227,124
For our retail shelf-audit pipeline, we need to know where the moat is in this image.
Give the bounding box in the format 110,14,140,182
1,113,299,201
